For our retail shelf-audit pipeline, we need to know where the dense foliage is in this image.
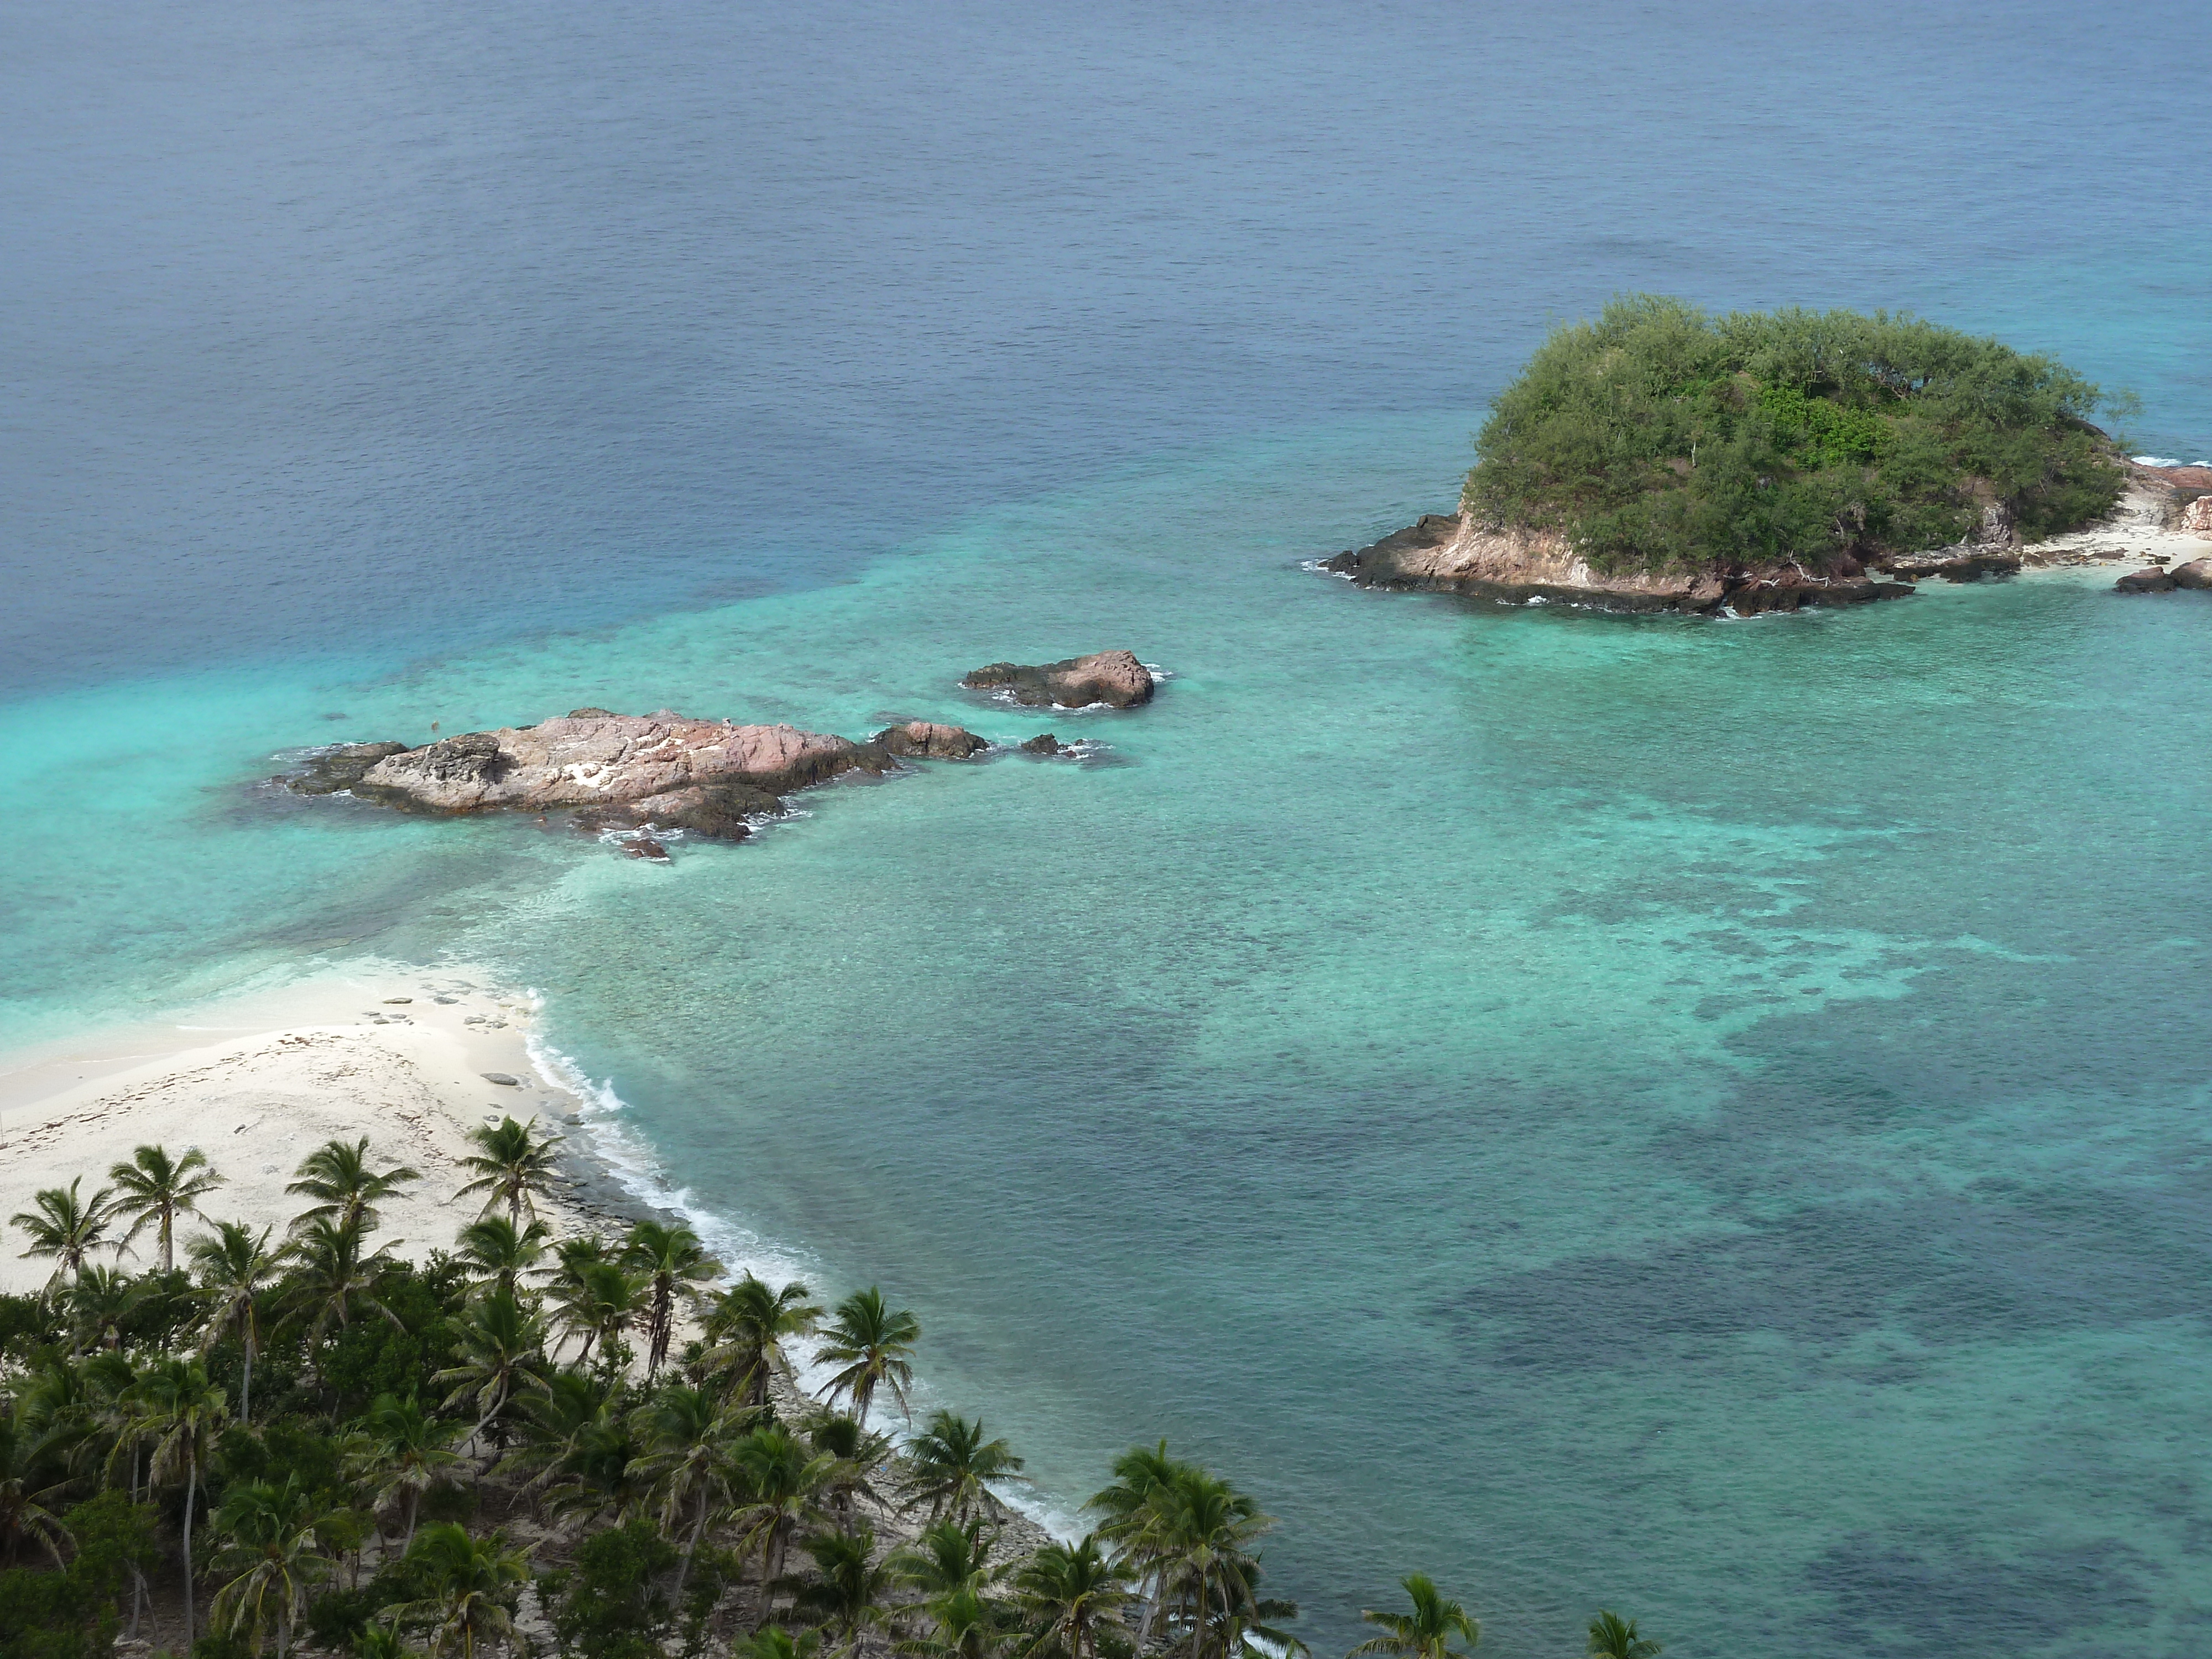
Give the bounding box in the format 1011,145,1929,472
3,1126,1661,1658
1463,295,2127,572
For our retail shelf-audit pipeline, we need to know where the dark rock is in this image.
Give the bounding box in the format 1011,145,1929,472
367,731,512,792
382,998,412,1005
1878,550,2022,583
1019,733,1063,755
872,721,989,759
283,740,409,795
568,707,615,717
963,650,1154,708
482,1072,521,1086
2116,567,2178,593
622,837,671,862
2169,557,2212,589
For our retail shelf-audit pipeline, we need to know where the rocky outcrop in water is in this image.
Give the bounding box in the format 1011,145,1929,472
2170,557,2212,590
285,741,409,794
872,721,989,759
1019,733,1063,755
281,711,972,842
1321,514,1915,614
962,650,1154,708
2115,566,2178,593
1875,549,2022,583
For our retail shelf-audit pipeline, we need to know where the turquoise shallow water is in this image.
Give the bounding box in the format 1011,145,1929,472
11,0,2212,1652
8,416,2212,1655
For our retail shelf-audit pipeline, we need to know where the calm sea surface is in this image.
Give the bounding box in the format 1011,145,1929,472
6,3,2212,1653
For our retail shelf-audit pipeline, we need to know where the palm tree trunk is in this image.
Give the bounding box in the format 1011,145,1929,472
676,1494,709,1598
182,1452,198,1638
160,1209,174,1274
407,1485,421,1551
241,1341,254,1427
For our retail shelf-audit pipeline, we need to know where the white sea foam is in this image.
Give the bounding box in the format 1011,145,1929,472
2134,455,2182,467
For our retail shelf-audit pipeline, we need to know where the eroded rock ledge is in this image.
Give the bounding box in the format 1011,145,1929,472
1320,515,1926,614
283,709,988,842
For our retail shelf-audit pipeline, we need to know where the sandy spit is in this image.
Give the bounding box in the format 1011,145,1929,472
0,963,635,1294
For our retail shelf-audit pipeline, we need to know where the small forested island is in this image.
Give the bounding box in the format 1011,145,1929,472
1327,296,2135,612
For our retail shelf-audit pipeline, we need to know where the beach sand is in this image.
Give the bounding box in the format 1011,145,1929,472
0,962,618,1293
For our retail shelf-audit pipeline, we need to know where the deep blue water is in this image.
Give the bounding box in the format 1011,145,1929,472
7,3,2212,1655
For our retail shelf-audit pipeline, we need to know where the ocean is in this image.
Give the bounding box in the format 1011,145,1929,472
6,2,2212,1653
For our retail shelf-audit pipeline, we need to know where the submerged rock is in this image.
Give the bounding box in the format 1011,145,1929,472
2116,567,2179,593
622,836,671,861
1322,513,1913,614
963,650,1154,708
283,740,409,795
872,721,989,759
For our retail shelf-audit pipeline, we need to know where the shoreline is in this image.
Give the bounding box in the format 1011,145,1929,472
0,961,1082,1539
0,961,654,1293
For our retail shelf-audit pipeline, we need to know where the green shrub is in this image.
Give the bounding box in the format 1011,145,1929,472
1463,295,2126,573
0,1493,156,1659
541,1516,680,1659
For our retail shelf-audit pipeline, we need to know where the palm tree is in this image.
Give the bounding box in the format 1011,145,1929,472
905,1410,1029,1524
0,1407,73,1566
134,1355,229,1639
434,1292,551,1445
635,1382,757,1594
10,1178,119,1292
284,1214,403,1350
1083,1447,1203,1646
387,1523,531,1659
286,1137,420,1233
1586,1611,1660,1659
817,1287,921,1423
190,1220,282,1425
891,1517,1008,1601
453,1116,565,1225
353,1395,466,1550
64,1265,148,1355
1180,1574,1304,1659
622,1220,718,1379
500,1369,617,1501
207,1477,332,1659
805,1410,895,1525
1013,1535,1135,1659
703,1274,822,1406
1351,1576,1479,1659
1143,1468,1272,1657
900,1584,1007,1659
788,1526,893,1653
453,1215,549,1300
549,1258,643,1370
729,1425,836,1616
108,1144,224,1272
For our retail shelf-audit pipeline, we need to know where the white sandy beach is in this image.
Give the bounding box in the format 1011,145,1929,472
0,964,609,1293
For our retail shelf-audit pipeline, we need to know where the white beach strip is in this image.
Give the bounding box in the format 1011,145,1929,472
0,963,606,1295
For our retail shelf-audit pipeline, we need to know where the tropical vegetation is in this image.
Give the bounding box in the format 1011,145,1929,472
2,1121,1661,1657
1463,294,2128,573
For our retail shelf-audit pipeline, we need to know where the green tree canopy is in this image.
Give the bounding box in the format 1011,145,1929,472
1464,295,2125,572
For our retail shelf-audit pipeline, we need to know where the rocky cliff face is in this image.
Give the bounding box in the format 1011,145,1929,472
286,709,987,842
1320,515,1918,614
